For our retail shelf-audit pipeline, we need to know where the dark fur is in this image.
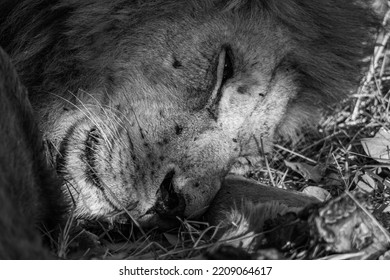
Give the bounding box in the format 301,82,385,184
0,47,65,259
0,0,378,258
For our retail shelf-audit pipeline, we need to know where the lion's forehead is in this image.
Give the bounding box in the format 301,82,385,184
116,13,289,93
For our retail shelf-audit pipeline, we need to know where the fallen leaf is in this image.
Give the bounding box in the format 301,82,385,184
356,181,375,193
284,161,324,182
163,233,179,246
323,171,343,186
302,186,331,202
356,173,377,194
383,205,390,213
361,128,390,163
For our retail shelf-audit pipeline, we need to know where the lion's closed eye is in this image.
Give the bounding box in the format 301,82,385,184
207,46,235,117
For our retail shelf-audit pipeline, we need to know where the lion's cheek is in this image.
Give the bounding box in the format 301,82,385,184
217,72,298,155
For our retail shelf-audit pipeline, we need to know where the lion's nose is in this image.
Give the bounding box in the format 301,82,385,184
155,169,186,218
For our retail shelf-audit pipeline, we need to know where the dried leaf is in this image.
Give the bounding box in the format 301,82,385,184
357,181,375,193
284,161,324,182
323,171,343,186
383,205,390,213
302,186,331,202
356,173,377,194
163,233,179,246
361,128,390,163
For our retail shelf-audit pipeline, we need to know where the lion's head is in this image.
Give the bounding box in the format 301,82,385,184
0,0,376,227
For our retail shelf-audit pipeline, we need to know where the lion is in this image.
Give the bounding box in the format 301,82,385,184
0,0,378,258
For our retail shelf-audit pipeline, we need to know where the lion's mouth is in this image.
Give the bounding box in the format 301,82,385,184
56,123,125,214
56,122,78,175
56,124,106,190
84,127,101,187
83,127,124,211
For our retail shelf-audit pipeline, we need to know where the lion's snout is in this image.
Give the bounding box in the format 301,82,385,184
152,165,222,225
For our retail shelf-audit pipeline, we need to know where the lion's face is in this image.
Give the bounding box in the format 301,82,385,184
36,10,295,226
4,1,369,227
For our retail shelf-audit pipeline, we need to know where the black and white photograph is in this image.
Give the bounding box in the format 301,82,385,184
0,0,389,276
